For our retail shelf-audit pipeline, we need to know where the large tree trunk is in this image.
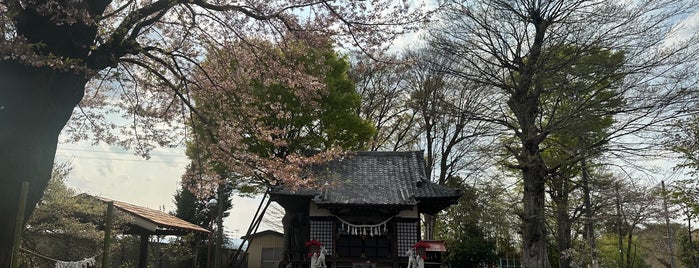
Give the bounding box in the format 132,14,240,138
510,77,551,268
556,196,572,268
0,61,86,267
550,171,572,268
521,160,551,268
510,91,551,267
507,9,551,267
278,203,310,268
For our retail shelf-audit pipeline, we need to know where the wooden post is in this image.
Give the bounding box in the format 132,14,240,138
102,201,114,268
11,181,29,268
138,233,149,268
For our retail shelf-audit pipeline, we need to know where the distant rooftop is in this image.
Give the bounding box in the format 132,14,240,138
240,229,283,240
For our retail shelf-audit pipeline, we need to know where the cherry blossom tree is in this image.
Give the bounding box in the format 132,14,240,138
183,37,374,195
0,1,426,265
183,37,376,267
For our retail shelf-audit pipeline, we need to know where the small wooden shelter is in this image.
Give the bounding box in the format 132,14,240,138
270,151,462,268
83,194,210,268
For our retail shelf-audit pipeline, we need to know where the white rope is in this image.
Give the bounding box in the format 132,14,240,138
54,257,96,268
336,216,394,237
20,248,97,268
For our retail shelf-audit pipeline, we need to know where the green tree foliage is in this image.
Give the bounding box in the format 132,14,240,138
176,37,375,267
174,186,231,229
539,46,625,268
678,229,699,267
669,115,699,173
597,233,651,268
666,100,699,268
436,176,498,267
20,163,126,267
446,238,498,267
540,46,625,166
182,37,375,191
172,183,231,268
667,179,699,267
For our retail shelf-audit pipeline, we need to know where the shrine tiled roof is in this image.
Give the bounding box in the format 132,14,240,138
271,151,462,206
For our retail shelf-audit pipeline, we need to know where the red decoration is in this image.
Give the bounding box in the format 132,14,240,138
412,241,431,260
305,239,323,257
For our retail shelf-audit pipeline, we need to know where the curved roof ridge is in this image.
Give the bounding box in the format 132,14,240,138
271,150,461,207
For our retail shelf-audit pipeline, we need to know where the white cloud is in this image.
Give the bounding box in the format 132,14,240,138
662,9,699,47
54,141,267,236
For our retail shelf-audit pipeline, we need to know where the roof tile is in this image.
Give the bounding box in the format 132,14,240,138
272,151,461,206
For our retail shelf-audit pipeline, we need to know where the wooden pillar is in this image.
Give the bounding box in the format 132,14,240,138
102,201,114,268
332,220,337,268
138,233,149,268
391,221,398,268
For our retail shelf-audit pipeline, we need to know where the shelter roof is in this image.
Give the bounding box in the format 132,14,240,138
422,240,447,252
80,194,210,235
271,151,462,210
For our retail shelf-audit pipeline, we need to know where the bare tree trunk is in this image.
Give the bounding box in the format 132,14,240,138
615,183,624,268
555,192,572,268
505,7,552,266
689,216,698,267
581,159,598,268
661,181,677,268
0,61,86,267
278,207,309,268
625,229,635,268
521,160,550,268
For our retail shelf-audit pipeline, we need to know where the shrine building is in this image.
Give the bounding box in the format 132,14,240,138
269,151,462,268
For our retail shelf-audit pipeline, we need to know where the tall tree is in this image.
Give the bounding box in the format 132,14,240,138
0,1,422,265
435,176,498,267
430,1,699,266
668,115,699,173
182,37,375,189
402,48,497,239
173,179,232,268
667,178,699,267
403,48,496,187
539,46,625,268
352,49,498,239
181,37,375,267
351,54,421,151
608,179,660,268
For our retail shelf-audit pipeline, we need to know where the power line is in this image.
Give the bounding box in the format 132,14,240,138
56,147,187,157
55,154,190,164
